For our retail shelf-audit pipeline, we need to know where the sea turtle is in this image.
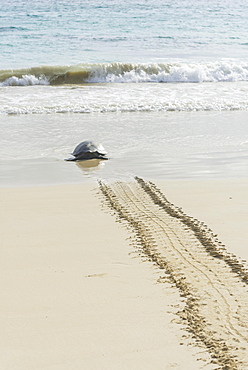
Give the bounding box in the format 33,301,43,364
65,140,108,161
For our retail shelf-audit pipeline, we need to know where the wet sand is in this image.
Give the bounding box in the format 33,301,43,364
0,178,248,369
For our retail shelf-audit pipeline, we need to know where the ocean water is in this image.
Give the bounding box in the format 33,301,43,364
1,0,248,184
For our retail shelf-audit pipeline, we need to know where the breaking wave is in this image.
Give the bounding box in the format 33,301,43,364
1,75,49,86
1,61,248,86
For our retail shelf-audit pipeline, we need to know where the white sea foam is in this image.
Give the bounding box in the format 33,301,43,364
1,81,248,115
1,75,49,86
87,62,248,83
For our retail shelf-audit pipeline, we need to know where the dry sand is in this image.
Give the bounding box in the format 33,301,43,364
0,178,248,369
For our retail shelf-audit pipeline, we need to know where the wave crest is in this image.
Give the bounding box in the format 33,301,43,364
1,61,248,86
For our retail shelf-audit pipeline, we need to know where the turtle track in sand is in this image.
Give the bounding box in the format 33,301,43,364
98,177,248,370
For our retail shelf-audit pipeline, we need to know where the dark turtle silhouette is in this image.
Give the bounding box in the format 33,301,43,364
65,140,108,161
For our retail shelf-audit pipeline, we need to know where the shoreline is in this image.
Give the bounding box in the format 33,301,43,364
1,178,247,369
1,110,248,188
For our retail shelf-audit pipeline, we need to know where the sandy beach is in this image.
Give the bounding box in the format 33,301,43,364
2,0,248,367
0,177,248,370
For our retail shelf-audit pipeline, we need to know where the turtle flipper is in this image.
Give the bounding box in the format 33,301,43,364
64,156,76,161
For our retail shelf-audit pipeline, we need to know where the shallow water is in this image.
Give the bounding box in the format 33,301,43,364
1,110,248,186
1,0,248,186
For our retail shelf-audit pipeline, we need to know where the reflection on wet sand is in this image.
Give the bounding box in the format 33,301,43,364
75,159,106,172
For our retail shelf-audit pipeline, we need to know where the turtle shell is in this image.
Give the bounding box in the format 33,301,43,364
72,141,107,157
